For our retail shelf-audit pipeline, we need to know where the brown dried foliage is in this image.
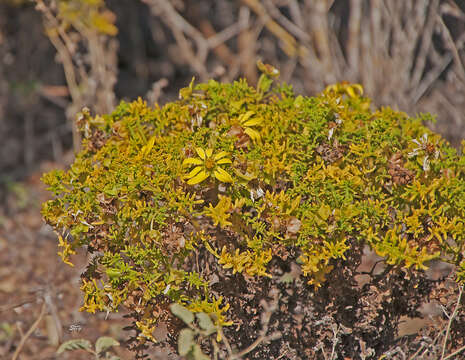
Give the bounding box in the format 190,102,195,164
388,152,415,185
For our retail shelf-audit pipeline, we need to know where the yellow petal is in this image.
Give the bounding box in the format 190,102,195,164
205,148,213,158
187,170,209,185
214,167,233,183
195,147,206,160
216,158,232,165
213,151,229,160
183,158,204,166
185,166,203,179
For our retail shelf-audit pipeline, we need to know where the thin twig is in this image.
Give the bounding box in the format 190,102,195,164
206,21,248,50
409,0,440,90
146,78,169,105
347,0,362,71
263,0,311,43
143,0,209,79
408,326,445,360
0,298,36,313
319,341,328,360
413,53,452,104
443,343,465,360
441,285,463,359
436,13,465,83
219,327,234,357
44,288,63,345
329,325,340,360
12,301,47,360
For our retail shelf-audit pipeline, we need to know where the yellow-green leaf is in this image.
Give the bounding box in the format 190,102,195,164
317,203,331,220
239,111,255,123
142,136,156,157
244,128,261,142
242,117,262,127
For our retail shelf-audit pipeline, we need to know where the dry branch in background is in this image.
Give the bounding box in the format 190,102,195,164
34,0,118,151
144,0,465,145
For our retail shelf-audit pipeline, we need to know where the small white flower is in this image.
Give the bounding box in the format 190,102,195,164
328,114,342,141
163,284,171,295
408,134,428,158
408,133,440,172
71,209,83,220
191,114,203,129
250,186,264,203
423,156,430,172
80,220,94,229
328,127,335,141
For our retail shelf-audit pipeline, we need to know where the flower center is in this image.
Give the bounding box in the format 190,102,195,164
205,158,215,170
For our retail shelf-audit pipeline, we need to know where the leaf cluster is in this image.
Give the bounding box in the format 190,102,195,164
57,336,120,360
53,0,117,36
42,64,465,350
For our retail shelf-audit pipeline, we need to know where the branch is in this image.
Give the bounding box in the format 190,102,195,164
12,301,47,360
441,285,464,359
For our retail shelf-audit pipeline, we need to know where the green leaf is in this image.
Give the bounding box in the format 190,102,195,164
192,344,210,360
170,303,195,324
196,313,215,334
257,74,273,94
279,272,294,283
178,328,195,356
317,204,331,221
244,127,261,142
57,339,92,354
95,336,120,354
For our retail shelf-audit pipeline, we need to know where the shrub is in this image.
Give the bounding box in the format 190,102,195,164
42,64,465,358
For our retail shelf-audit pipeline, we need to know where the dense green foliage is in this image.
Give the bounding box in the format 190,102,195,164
42,65,465,344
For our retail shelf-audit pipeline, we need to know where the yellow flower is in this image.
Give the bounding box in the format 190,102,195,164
183,148,233,185
238,111,263,142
